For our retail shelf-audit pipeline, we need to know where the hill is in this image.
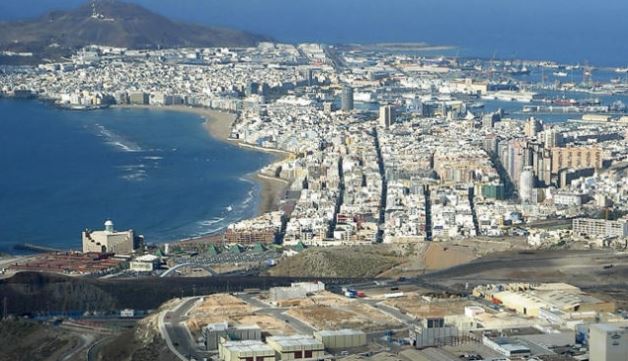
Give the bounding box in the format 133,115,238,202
0,0,269,64
267,245,402,278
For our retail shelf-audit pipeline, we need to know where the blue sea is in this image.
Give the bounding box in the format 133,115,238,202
0,99,273,253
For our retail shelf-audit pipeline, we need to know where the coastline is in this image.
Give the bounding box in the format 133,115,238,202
113,104,291,219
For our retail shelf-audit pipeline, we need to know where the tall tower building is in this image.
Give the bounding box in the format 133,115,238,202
379,105,394,129
543,129,564,148
341,86,354,112
524,117,543,138
519,166,535,204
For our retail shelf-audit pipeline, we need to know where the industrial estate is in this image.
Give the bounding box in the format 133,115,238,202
1,1,628,361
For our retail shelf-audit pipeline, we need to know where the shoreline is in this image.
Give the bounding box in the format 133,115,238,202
113,104,292,240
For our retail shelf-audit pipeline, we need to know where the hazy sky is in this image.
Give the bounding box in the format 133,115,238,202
1,0,627,66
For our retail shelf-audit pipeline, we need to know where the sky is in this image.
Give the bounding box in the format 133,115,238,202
1,0,627,66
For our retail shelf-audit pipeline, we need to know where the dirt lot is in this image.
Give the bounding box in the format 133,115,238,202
285,292,402,332
186,294,293,335
383,294,473,318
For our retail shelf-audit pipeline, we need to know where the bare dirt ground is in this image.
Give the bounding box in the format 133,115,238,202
382,294,473,318
285,291,402,332
186,294,293,335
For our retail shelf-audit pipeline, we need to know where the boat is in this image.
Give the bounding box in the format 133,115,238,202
469,102,485,109
508,66,531,76
553,71,568,78
614,67,628,73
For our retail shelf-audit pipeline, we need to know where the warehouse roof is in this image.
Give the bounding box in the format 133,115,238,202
267,335,324,350
316,329,365,337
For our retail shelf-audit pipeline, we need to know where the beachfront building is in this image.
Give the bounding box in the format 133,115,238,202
82,220,137,255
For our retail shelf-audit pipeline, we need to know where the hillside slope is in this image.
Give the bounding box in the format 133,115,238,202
0,0,269,63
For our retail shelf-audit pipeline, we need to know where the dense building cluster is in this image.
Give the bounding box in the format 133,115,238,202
2,42,628,249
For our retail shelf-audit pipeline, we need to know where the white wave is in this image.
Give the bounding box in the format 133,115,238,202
238,176,255,185
120,171,147,182
93,124,143,152
240,189,256,207
143,156,164,161
118,164,148,182
197,217,226,227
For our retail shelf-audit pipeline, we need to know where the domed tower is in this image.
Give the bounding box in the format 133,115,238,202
104,219,114,233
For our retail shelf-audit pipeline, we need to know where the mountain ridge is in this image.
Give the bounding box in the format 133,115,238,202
0,0,270,64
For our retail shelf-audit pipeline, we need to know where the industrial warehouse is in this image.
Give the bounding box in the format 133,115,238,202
150,279,628,361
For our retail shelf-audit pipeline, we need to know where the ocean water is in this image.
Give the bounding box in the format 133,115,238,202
1,0,627,67
0,99,273,252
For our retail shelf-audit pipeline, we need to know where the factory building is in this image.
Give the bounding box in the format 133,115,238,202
589,323,628,361
204,322,262,351
219,340,276,361
410,318,459,348
480,283,615,317
266,335,325,361
482,334,531,358
314,329,367,350
269,282,324,305
82,220,138,255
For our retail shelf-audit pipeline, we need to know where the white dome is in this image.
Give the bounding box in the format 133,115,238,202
104,220,114,226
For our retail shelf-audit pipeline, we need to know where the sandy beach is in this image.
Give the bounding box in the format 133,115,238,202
113,104,290,216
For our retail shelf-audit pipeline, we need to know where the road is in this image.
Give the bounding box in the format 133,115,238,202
161,297,209,361
421,249,628,286
54,333,95,361
238,294,315,334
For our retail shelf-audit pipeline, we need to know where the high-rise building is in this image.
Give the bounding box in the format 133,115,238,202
502,139,528,189
323,102,334,114
527,141,553,187
305,69,314,86
482,112,501,129
543,129,564,148
524,117,543,138
550,146,604,174
589,323,628,361
482,134,499,155
341,86,354,112
519,166,535,204
379,105,394,129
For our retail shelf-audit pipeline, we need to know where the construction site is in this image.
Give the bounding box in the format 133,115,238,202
381,293,473,319
281,291,402,332
186,294,294,335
